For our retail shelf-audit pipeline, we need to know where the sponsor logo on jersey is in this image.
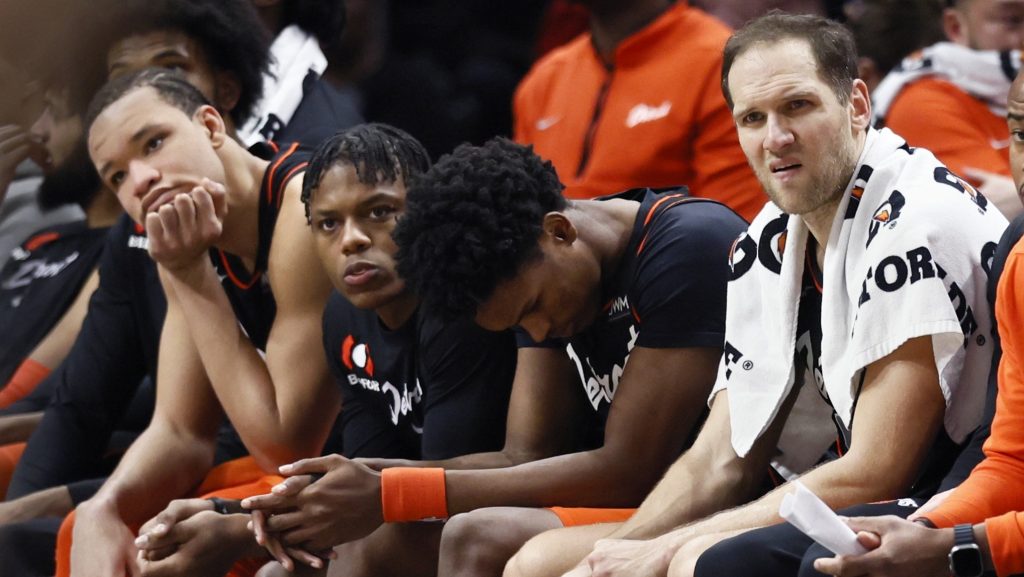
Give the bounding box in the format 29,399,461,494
1,251,81,290
866,189,905,248
934,167,987,213
341,334,374,376
605,294,632,321
626,101,671,128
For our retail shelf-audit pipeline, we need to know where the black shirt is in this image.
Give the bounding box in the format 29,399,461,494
519,187,747,443
323,292,516,460
0,221,108,385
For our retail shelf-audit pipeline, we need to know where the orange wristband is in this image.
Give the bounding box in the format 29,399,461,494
380,467,448,522
0,359,51,408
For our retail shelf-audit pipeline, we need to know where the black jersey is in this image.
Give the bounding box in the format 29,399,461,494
0,221,108,385
520,187,747,441
6,143,312,498
323,292,516,460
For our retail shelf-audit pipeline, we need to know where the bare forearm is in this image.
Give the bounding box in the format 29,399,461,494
445,446,659,513
83,422,215,526
0,485,73,523
163,264,324,465
0,412,42,445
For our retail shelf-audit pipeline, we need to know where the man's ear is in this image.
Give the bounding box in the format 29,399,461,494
196,105,228,148
848,78,872,133
541,212,578,244
943,8,968,45
212,73,241,123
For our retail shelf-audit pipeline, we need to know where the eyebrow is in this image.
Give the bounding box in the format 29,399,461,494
1008,112,1024,121
98,123,160,181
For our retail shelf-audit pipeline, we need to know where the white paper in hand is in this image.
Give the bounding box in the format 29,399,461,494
778,481,869,556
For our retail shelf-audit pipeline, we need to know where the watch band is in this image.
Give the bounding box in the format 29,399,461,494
207,496,243,515
949,523,984,577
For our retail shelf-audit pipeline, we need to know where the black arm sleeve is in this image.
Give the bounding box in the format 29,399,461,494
418,317,516,460
6,224,154,499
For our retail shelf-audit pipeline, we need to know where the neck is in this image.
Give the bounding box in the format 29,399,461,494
589,0,673,63
574,198,640,282
215,140,270,262
84,190,123,228
376,291,420,331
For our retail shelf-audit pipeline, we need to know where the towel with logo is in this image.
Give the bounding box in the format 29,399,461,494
713,127,1005,468
873,42,1021,125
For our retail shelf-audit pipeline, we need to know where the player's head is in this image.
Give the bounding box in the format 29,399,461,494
32,90,102,210
86,68,230,225
91,0,270,128
303,124,431,311
395,138,606,341
944,0,1024,51
1007,71,1024,197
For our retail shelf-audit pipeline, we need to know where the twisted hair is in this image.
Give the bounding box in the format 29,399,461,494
301,123,431,221
393,137,566,319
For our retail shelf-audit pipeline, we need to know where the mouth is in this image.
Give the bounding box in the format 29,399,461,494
343,261,380,287
141,188,182,216
770,161,802,175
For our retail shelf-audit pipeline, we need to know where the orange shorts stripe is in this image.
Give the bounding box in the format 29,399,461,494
546,507,636,527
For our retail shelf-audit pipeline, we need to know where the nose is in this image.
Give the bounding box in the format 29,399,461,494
763,114,795,153
128,159,159,198
340,220,371,256
28,106,51,143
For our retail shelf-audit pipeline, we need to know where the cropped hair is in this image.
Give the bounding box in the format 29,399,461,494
722,11,859,109
89,0,270,126
301,123,432,221
393,137,567,319
85,68,212,136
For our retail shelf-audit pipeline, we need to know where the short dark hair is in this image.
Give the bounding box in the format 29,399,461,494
722,11,858,109
393,137,567,319
301,123,432,221
85,68,212,136
87,0,270,126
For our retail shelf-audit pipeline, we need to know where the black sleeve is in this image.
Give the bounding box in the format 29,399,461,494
633,201,745,348
6,225,149,499
417,316,516,460
939,213,1024,490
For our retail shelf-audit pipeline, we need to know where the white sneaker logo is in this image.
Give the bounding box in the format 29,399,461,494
535,116,561,131
626,101,672,128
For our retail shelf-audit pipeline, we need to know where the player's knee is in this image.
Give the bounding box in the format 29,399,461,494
441,510,523,574
690,536,742,577
502,530,558,577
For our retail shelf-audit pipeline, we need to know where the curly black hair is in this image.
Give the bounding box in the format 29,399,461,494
301,123,432,221
84,0,270,127
393,137,566,320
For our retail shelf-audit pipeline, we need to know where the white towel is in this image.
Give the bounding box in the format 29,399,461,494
873,42,1020,126
238,24,328,147
714,128,1005,468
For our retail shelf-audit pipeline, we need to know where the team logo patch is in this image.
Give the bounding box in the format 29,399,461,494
626,101,672,128
341,335,375,377
867,190,905,248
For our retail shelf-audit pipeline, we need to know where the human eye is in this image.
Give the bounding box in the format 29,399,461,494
369,204,398,221
787,99,811,112
740,111,765,126
144,136,164,154
315,217,338,233
109,171,126,188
